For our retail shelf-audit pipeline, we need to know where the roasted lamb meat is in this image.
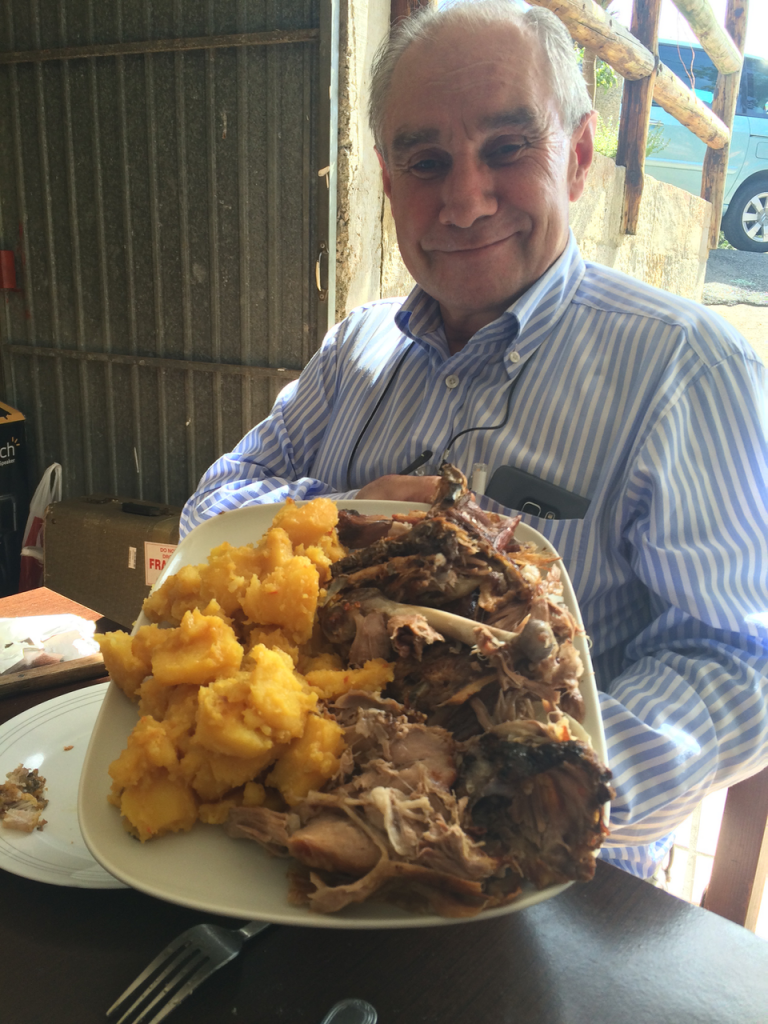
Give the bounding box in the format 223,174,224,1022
228,464,613,916
228,693,512,916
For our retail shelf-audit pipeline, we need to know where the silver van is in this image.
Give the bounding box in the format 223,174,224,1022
646,41,768,252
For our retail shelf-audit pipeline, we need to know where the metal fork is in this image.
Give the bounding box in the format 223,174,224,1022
106,919,271,1024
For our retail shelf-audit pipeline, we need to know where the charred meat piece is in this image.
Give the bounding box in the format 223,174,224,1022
388,611,445,661
456,721,613,889
337,509,427,550
330,514,534,612
389,643,496,717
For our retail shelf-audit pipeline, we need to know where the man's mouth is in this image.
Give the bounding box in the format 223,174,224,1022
426,234,514,254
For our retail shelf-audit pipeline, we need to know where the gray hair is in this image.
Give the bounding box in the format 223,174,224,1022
368,0,593,155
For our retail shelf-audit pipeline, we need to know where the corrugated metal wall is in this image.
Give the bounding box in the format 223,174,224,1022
0,0,334,509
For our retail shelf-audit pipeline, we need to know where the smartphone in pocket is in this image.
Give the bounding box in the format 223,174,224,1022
485,465,590,520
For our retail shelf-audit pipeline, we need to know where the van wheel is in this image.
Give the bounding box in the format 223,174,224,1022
721,175,768,252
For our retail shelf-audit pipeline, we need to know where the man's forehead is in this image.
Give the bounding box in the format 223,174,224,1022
381,22,554,151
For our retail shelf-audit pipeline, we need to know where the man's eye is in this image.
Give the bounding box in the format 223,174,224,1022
409,158,448,177
487,143,525,163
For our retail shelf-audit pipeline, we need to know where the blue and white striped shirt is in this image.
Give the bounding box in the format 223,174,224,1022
182,232,768,878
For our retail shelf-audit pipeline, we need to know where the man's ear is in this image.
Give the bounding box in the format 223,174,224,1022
568,111,597,203
376,147,393,200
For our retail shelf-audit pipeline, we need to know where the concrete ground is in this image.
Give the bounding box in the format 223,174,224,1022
707,304,767,363
702,250,767,364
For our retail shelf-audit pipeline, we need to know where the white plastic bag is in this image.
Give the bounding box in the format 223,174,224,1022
18,463,62,592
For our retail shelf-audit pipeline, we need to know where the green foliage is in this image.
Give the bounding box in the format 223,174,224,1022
592,114,669,161
595,59,618,91
594,113,619,159
645,123,668,158
577,48,618,91
718,231,735,250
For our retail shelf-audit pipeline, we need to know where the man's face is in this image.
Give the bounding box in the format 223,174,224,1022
379,22,595,340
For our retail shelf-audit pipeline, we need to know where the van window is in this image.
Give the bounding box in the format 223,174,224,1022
656,43,718,110
743,57,768,118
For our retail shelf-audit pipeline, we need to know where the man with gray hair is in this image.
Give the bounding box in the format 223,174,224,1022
183,1,768,883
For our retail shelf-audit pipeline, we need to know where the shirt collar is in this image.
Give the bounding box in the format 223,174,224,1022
394,231,585,361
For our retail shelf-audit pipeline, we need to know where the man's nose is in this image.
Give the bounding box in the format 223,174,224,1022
439,158,498,228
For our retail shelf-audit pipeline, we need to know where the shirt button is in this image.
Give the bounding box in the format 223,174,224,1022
445,374,460,389
510,351,521,364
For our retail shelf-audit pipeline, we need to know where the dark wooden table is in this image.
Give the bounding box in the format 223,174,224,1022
1,600,767,1024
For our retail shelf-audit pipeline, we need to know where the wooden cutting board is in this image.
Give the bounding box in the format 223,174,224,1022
0,654,107,698
0,587,108,698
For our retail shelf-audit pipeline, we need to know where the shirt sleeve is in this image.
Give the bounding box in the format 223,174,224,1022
598,349,768,874
180,321,358,537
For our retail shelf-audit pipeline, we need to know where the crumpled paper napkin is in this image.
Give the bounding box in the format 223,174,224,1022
0,615,101,675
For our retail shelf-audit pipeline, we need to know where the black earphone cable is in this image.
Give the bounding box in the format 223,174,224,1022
440,361,523,463
346,342,533,490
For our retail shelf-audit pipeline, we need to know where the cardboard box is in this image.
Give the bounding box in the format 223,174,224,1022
44,495,181,629
0,401,28,597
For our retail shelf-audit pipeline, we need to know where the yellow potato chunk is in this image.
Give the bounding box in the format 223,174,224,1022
195,687,277,761
240,556,319,644
305,658,395,701
98,631,148,700
242,781,266,807
294,543,334,585
119,775,198,842
143,564,203,624
193,646,316,760
270,497,339,548
317,530,346,563
245,626,299,666
251,527,295,577
138,681,199,751
267,714,346,806
151,609,243,687
131,622,172,667
197,796,242,825
179,743,285,801
197,598,234,627
198,542,262,617
297,651,345,675
108,715,180,796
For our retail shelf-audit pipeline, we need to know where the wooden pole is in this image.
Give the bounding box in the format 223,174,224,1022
701,0,749,248
669,0,743,73
390,0,434,25
526,0,729,148
702,766,768,928
654,62,729,148
616,0,663,234
526,0,654,79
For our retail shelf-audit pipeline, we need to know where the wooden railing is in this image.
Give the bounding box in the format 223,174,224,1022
528,0,749,246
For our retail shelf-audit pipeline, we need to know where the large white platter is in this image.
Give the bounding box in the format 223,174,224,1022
0,683,126,888
79,500,607,928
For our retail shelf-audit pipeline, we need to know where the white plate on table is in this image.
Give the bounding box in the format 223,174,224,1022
79,501,607,928
0,682,126,888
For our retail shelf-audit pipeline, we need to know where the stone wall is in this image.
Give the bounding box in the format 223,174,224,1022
571,153,712,300
335,0,389,322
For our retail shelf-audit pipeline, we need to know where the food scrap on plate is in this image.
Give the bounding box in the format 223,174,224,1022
0,765,48,832
98,465,613,918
